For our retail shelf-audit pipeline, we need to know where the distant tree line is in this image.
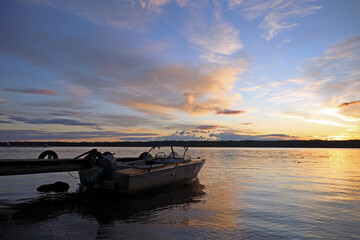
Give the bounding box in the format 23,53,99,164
0,140,359,148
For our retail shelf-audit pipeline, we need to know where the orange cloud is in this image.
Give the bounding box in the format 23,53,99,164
107,63,246,116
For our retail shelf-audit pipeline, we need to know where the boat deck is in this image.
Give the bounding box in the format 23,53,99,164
116,159,204,176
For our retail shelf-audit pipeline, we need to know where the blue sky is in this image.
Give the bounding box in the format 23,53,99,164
0,0,359,141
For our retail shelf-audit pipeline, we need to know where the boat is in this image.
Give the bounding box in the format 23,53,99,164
78,146,205,194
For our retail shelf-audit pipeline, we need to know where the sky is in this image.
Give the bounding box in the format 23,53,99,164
0,0,359,142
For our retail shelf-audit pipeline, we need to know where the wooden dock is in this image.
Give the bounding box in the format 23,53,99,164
0,158,91,176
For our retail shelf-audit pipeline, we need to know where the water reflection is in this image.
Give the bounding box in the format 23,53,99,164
79,180,205,224
3,179,205,226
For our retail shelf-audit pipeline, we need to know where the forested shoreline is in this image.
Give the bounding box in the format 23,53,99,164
1,140,359,148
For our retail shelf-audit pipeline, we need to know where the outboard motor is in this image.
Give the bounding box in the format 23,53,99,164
84,152,116,189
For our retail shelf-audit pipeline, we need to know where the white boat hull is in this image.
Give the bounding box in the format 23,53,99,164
79,159,205,194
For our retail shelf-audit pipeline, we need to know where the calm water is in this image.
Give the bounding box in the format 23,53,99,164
0,147,359,239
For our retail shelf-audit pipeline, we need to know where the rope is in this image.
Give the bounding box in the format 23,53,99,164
68,171,79,179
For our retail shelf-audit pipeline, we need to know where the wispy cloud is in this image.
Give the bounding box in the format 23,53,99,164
301,36,360,110
0,129,158,141
25,99,88,109
4,88,55,95
261,35,360,127
27,0,163,29
67,85,91,97
243,0,322,40
280,111,349,128
90,114,157,128
49,111,82,117
228,0,243,9
183,9,243,55
9,116,98,127
209,132,298,140
307,119,345,128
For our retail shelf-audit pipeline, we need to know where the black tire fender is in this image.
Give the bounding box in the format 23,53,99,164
38,150,59,159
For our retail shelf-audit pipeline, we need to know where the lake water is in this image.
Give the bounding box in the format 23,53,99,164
0,147,359,239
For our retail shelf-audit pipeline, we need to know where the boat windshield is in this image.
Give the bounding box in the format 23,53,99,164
148,146,190,160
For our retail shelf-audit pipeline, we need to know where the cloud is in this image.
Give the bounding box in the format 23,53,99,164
27,0,165,29
4,111,156,129
67,85,91,97
156,130,206,141
49,111,82,117
4,88,56,95
196,125,218,130
216,109,245,115
0,98,6,104
118,129,208,141
1,1,250,118
257,134,297,139
0,129,157,141
338,100,360,108
0,120,13,124
9,116,98,127
241,123,254,125
25,99,89,109
1,10,248,117
118,132,158,137
338,103,360,119
243,0,322,40
0,0,253,141
337,100,360,119
178,130,186,135
209,132,298,140
91,114,158,127
0,128,299,141
243,0,284,20
301,36,360,112
138,0,171,9
261,36,360,126
228,0,243,9
27,0,243,56
280,111,350,128
106,62,247,115
183,6,242,55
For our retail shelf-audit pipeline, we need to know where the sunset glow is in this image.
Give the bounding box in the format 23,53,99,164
0,0,359,142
